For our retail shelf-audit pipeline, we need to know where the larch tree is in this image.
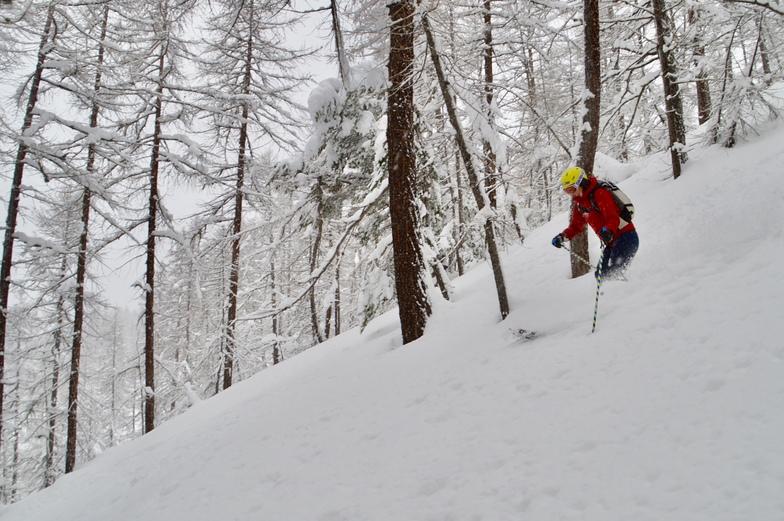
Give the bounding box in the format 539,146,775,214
198,0,305,385
119,0,201,432
0,0,57,459
652,0,687,178
388,0,432,343
64,3,111,475
422,9,510,320
570,0,601,279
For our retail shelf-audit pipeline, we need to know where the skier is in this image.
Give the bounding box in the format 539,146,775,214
551,166,639,280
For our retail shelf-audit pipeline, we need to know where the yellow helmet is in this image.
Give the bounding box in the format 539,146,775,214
560,166,586,190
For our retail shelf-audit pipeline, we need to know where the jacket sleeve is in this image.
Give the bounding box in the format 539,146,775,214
594,188,621,234
562,203,585,240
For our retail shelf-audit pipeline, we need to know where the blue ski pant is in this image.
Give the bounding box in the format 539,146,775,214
597,229,639,280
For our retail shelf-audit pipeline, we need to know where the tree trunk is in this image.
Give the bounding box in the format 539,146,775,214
310,179,326,344
330,0,350,87
388,0,432,344
224,20,254,389
482,0,498,208
447,8,465,277
653,0,687,178
689,7,712,125
334,252,341,336
453,149,466,277
142,49,166,434
572,0,601,278
64,186,92,474
65,4,108,473
270,254,282,365
46,280,67,486
423,12,510,319
0,2,56,458
758,16,771,84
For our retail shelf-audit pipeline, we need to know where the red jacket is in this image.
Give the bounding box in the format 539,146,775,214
562,177,635,246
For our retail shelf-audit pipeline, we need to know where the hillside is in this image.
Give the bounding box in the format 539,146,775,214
3,121,783,521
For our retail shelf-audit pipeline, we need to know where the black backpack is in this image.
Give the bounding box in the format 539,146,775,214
580,180,635,226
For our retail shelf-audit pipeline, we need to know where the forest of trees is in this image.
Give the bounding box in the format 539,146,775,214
0,0,781,503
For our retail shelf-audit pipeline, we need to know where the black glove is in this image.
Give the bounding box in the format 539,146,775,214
552,233,565,249
599,227,613,245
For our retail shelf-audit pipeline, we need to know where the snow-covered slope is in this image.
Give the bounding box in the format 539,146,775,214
4,123,784,521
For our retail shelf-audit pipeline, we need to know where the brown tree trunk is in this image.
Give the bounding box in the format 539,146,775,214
224,106,247,389
572,0,601,278
0,3,56,457
310,179,325,344
330,0,350,87
142,48,166,434
689,7,712,125
653,0,687,178
224,17,254,388
388,0,432,344
482,0,498,208
46,270,68,486
334,252,341,336
65,4,108,473
65,186,92,473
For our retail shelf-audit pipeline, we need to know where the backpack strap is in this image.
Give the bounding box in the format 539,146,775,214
577,184,600,215
582,182,631,230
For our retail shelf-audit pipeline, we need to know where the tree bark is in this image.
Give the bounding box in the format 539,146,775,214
65,186,92,473
270,254,282,365
46,267,68,486
142,48,166,434
65,4,108,473
309,179,326,344
653,0,687,178
689,7,712,125
334,254,341,336
224,10,254,389
483,0,498,209
572,0,601,278
388,0,432,344
330,0,350,87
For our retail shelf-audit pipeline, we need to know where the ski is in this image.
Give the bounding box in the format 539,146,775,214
510,328,539,341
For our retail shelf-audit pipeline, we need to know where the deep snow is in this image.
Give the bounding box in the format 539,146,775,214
3,122,784,521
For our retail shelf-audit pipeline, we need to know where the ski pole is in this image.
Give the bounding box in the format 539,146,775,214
592,245,606,333
562,246,593,269
563,243,626,282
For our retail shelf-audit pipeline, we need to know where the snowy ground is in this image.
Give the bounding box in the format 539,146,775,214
3,121,784,521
